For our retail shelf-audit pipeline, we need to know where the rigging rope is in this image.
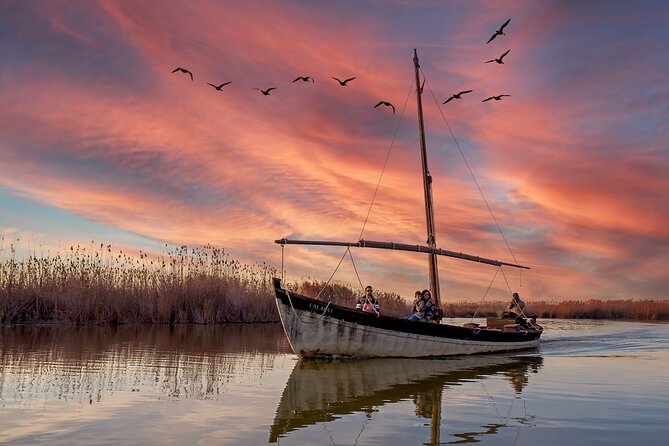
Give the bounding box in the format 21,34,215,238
471,266,501,321
348,249,365,291
419,69,521,271
358,77,415,240
316,248,351,299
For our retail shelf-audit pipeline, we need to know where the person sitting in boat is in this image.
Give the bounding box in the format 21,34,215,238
408,289,435,322
502,292,526,318
356,285,380,314
405,291,423,320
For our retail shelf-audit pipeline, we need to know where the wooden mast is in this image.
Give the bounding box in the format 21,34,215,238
413,49,441,308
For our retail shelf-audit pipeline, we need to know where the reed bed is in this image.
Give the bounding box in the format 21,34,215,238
0,240,409,325
444,299,669,321
0,241,279,324
1,238,666,324
295,280,411,317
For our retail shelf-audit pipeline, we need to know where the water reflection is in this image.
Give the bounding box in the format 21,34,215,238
270,355,543,444
0,324,291,405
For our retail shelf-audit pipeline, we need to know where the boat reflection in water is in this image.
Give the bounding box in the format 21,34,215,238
270,354,543,444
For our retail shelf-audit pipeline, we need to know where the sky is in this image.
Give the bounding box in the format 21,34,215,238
1,0,668,301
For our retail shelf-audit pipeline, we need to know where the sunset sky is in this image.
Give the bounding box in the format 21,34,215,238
1,0,668,301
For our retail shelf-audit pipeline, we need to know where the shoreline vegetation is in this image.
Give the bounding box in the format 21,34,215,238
1,241,668,325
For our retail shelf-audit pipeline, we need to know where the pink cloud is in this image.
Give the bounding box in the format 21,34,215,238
1,0,668,300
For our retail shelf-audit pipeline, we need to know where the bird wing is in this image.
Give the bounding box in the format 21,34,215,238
500,94,511,97
171,68,180,73
308,77,314,82
267,87,277,92
292,77,301,82
500,49,510,60
485,59,495,63
374,101,383,108
332,77,342,83
500,18,511,32
443,96,455,104
343,77,356,83
460,90,473,95
390,104,396,114
222,81,231,87
207,83,216,88
482,97,493,102
486,33,497,44
186,70,193,81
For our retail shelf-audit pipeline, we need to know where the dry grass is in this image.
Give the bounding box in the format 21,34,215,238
444,299,669,321
296,280,411,317
0,239,409,324
0,240,278,324
2,237,666,324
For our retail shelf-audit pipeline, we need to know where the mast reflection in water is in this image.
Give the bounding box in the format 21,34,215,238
270,355,543,445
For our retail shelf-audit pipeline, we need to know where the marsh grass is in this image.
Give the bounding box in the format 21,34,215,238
1,237,666,324
0,238,409,325
444,299,669,321
0,240,279,324
295,280,411,317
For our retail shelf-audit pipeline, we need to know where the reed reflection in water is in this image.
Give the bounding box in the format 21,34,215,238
0,324,294,444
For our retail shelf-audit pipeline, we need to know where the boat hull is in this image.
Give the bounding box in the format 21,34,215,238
273,278,541,358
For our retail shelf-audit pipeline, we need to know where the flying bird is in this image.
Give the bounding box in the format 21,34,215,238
292,76,314,83
486,18,511,44
482,94,511,102
442,90,473,104
172,67,193,81
374,101,396,114
485,49,510,64
253,87,277,96
207,81,231,90
332,76,356,86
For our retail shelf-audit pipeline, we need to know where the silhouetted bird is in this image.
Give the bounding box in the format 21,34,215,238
443,90,473,104
253,87,277,96
374,101,396,114
207,81,232,90
482,94,511,102
293,76,314,83
485,49,510,64
172,67,193,81
486,18,511,44
332,77,356,86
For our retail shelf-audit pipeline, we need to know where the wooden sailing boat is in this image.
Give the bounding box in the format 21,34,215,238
273,50,543,358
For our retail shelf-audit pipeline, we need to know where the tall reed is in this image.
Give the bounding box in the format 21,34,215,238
2,237,666,324
0,240,279,324
0,239,409,324
443,299,669,321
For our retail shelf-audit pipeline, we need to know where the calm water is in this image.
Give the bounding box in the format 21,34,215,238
1,320,668,445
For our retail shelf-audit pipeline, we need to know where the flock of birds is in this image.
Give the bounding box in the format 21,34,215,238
171,18,513,115
442,18,513,105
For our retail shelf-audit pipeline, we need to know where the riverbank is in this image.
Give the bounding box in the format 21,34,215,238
0,244,409,325
1,244,666,325
443,300,669,321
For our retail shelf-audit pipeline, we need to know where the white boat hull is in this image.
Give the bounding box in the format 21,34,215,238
276,294,540,358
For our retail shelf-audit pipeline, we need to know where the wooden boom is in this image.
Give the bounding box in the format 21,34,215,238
275,238,530,270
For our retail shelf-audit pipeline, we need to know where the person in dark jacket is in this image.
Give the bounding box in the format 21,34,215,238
356,285,380,314
408,289,435,322
503,292,526,318
418,289,435,322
